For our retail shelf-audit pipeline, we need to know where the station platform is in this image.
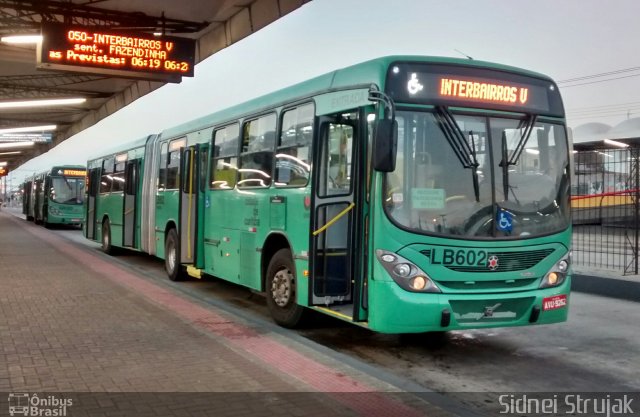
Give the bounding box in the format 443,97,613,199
0,210,465,417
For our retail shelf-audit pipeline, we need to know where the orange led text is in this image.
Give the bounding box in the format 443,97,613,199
440,78,529,104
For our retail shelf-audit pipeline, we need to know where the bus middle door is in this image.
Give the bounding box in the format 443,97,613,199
179,144,205,268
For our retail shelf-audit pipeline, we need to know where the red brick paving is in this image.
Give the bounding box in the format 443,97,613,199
0,211,453,416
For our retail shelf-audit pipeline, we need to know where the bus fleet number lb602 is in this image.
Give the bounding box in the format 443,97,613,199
425,248,488,266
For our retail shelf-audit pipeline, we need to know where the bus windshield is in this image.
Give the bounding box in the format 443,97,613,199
50,176,86,204
384,110,570,239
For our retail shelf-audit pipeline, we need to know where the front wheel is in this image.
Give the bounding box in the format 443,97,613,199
165,228,185,281
266,248,306,328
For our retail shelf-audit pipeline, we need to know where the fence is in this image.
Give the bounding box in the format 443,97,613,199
572,146,640,274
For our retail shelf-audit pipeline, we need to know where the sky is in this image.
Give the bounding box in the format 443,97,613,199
6,0,640,186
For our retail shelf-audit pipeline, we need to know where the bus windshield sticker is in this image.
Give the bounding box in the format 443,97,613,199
496,209,513,232
411,188,445,210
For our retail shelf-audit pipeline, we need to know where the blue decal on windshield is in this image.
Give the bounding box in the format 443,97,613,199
496,209,513,232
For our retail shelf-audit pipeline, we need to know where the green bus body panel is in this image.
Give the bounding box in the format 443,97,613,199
87,137,148,251
81,55,569,333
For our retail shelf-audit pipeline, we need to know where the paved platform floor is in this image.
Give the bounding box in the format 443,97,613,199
0,211,457,416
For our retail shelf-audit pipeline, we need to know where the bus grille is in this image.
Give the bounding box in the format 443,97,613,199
422,248,554,272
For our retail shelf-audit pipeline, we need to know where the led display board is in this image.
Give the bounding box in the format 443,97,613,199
385,62,565,117
37,23,196,82
0,133,52,143
0,167,8,177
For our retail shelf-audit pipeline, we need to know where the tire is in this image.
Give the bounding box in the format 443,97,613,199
266,248,306,328
165,228,185,281
101,220,115,255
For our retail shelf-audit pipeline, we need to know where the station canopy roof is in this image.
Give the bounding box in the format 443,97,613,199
573,117,640,151
0,0,307,173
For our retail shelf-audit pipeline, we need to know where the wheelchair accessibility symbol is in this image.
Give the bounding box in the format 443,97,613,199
496,210,513,232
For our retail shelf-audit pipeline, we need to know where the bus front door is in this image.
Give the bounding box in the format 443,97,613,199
310,115,361,311
179,144,205,266
122,159,139,247
85,168,100,239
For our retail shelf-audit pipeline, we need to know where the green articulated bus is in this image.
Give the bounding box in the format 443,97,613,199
23,165,86,227
85,55,572,333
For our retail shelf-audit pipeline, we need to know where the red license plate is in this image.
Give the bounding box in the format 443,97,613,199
542,294,567,311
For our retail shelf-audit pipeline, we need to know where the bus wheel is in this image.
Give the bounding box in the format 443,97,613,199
165,228,185,281
101,220,114,255
266,248,305,328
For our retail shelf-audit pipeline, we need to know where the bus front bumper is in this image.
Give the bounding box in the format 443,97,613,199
367,277,570,333
47,213,83,225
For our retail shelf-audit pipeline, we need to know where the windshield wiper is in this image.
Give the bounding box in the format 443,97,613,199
435,106,480,201
499,115,537,201
499,131,511,201
508,114,537,165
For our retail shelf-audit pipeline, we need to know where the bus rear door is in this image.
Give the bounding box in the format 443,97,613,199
85,168,100,239
122,159,139,247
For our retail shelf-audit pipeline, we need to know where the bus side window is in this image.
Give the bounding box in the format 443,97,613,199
100,158,114,194
158,142,168,191
166,141,182,190
111,161,125,193
275,103,313,187
238,113,276,188
211,123,240,190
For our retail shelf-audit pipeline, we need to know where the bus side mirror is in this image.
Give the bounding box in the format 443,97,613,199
373,119,398,172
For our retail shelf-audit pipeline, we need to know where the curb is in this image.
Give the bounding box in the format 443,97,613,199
572,273,640,302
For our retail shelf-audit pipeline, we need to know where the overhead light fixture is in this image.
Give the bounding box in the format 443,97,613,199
1,35,42,44
0,125,56,135
525,148,540,155
0,161,7,167
0,141,35,149
603,139,629,148
0,98,86,109
0,151,21,156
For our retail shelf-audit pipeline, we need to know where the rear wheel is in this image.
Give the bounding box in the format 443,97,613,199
266,248,305,328
101,220,115,255
165,228,185,281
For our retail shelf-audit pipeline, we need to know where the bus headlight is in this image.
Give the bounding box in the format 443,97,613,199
376,249,441,293
540,252,571,288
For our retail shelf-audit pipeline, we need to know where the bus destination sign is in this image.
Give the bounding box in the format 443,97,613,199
37,23,196,82
438,78,529,106
386,63,564,116
61,169,87,177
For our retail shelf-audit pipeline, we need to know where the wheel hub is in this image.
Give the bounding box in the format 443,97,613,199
271,268,293,307
167,242,176,271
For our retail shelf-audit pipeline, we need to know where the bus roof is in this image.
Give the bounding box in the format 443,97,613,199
87,135,152,162
159,55,555,139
